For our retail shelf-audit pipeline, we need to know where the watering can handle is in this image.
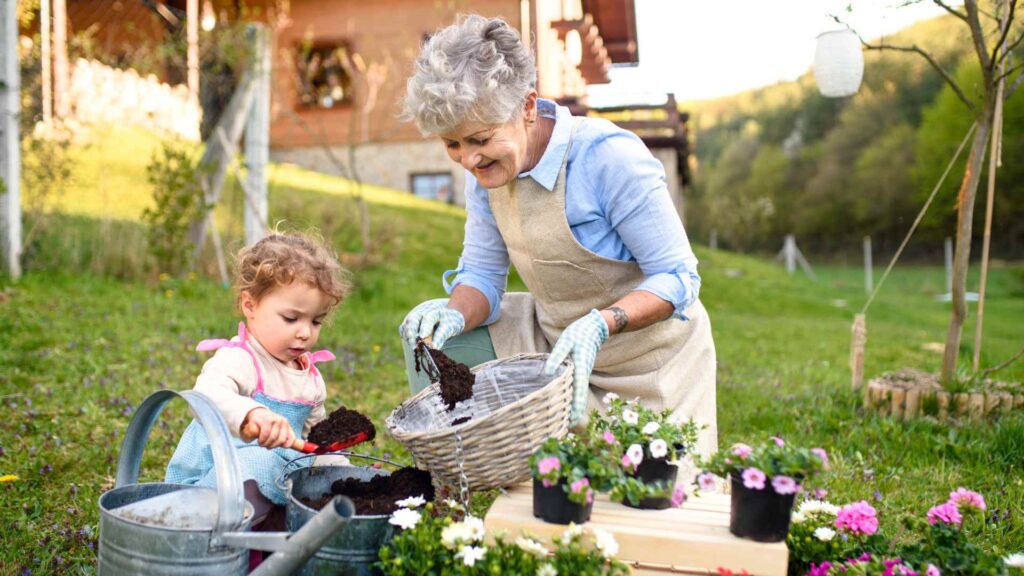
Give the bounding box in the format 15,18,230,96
115,389,247,540
273,451,409,493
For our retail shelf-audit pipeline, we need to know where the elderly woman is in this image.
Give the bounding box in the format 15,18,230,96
399,15,717,456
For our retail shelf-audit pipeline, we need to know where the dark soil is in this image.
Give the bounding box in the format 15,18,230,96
308,405,376,446
415,345,475,410
299,467,435,516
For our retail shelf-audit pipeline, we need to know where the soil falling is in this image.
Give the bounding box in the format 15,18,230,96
308,405,376,446
415,345,475,410
299,467,435,516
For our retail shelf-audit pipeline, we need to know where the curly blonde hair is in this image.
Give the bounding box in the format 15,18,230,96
234,233,351,312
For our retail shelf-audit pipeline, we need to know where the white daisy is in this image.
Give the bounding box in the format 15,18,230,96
457,545,487,567
797,499,839,517
791,511,806,524
395,495,426,508
387,508,420,530
515,536,549,557
814,527,836,541
463,515,486,540
441,523,474,549
562,522,584,540
1004,553,1024,568
622,409,639,425
642,422,660,435
592,528,619,558
649,439,668,459
536,564,558,576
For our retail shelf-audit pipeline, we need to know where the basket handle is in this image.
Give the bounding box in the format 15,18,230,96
114,390,247,539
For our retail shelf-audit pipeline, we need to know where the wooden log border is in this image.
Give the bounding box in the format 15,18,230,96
864,380,1024,422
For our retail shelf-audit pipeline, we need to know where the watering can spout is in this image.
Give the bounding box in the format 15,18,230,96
246,495,356,576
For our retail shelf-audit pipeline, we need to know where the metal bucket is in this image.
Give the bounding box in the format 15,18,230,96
281,455,403,576
98,390,253,576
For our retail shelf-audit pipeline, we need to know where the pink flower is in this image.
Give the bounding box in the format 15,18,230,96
948,487,986,511
835,501,879,536
806,562,832,576
811,448,829,469
671,485,687,507
537,456,561,476
570,477,590,493
698,472,717,492
927,502,963,525
925,565,941,576
771,475,798,495
603,430,617,445
586,490,594,504
770,436,785,447
741,467,766,490
813,488,829,499
541,479,553,488
620,454,634,469
731,443,753,459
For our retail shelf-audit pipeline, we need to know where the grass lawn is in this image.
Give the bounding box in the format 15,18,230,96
1,127,1022,574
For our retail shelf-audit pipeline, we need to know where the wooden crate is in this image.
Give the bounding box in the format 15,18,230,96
484,483,788,575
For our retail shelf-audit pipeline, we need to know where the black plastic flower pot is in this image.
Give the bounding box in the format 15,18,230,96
728,472,797,542
532,478,592,525
622,458,678,510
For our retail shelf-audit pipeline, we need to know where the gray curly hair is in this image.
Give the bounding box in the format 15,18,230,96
403,15,537,136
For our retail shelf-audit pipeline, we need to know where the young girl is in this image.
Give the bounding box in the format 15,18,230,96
166,233,351,526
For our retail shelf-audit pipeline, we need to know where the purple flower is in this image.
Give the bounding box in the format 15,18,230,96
835,501,879,536
537,456,561,476
811,448,829,468
771,475,798,495
741,467,766,490
927,502,963,525
603,431,617,445
770,436,785,447
731,443,753,459
806,562,832,576
948,487,986,511
697,472,717,492
39,464,52,475
671,485,687,507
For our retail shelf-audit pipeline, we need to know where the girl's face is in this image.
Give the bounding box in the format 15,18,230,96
440,92,538,190
240,282,332,368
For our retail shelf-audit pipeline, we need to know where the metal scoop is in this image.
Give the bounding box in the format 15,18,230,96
415,337,442,383
242,423,371,454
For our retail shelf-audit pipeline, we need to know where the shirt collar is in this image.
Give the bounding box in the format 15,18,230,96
518,98,572,192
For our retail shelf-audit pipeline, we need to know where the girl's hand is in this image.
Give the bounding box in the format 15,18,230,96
240,407,296,449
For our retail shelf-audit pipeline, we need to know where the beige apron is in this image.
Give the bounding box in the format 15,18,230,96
485,119,718,459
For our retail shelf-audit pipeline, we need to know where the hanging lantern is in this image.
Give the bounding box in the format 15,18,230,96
813,29,863,98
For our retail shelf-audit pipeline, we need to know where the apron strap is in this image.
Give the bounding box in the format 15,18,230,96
195,321,266,392
307,349,336,378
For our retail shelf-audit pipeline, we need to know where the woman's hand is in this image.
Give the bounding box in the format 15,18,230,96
543,309,610,424
400,298,466,348
240,407,296,449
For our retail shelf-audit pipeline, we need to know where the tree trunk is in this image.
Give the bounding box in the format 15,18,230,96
940,111,991,384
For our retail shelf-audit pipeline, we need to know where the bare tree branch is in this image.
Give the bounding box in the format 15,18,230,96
1000,29,1024,62
980,345,1024,380
963,1,994,74
997,57,1024,83
933,0,970,22
1006,66,1024,98
989,0,1017,67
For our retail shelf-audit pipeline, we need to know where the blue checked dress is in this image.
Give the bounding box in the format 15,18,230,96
165,322,336,504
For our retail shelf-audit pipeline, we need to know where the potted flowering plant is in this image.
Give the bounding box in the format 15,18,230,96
696,436,828,542
377,498,630,575
788,497,888,570
529,434,622,525
589,394,700,510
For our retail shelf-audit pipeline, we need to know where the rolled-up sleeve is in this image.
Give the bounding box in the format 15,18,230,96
442,175,510,325
585,131,701,319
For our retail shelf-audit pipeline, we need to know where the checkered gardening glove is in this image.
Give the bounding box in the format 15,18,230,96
399,298,466,349
543,309,609,425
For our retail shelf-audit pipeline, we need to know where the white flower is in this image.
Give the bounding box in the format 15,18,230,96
602,392,619,404
387,508,420,530
445,498,464,510
814,527,836,542
649,439,668,459
562,522,584,540
1005,553,1024,568
791,511,806,524
592,528,619,558
642,422,660,435
463,515,486,540
441,523,474,549
457,545,487,567
515,536,550,556
395,495,426,508
622,409,639,425
797,499,839,517
626,443,644,466
536,564,558,576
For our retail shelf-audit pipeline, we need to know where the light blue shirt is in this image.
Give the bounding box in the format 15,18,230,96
443,98,701,325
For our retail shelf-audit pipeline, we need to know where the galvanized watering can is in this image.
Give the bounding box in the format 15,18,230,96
98,389,355,576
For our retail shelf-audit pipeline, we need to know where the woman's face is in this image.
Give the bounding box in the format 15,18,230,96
440,95,537,189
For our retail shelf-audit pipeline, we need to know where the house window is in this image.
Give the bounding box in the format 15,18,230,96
295,42,354,109
410,172,454,204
